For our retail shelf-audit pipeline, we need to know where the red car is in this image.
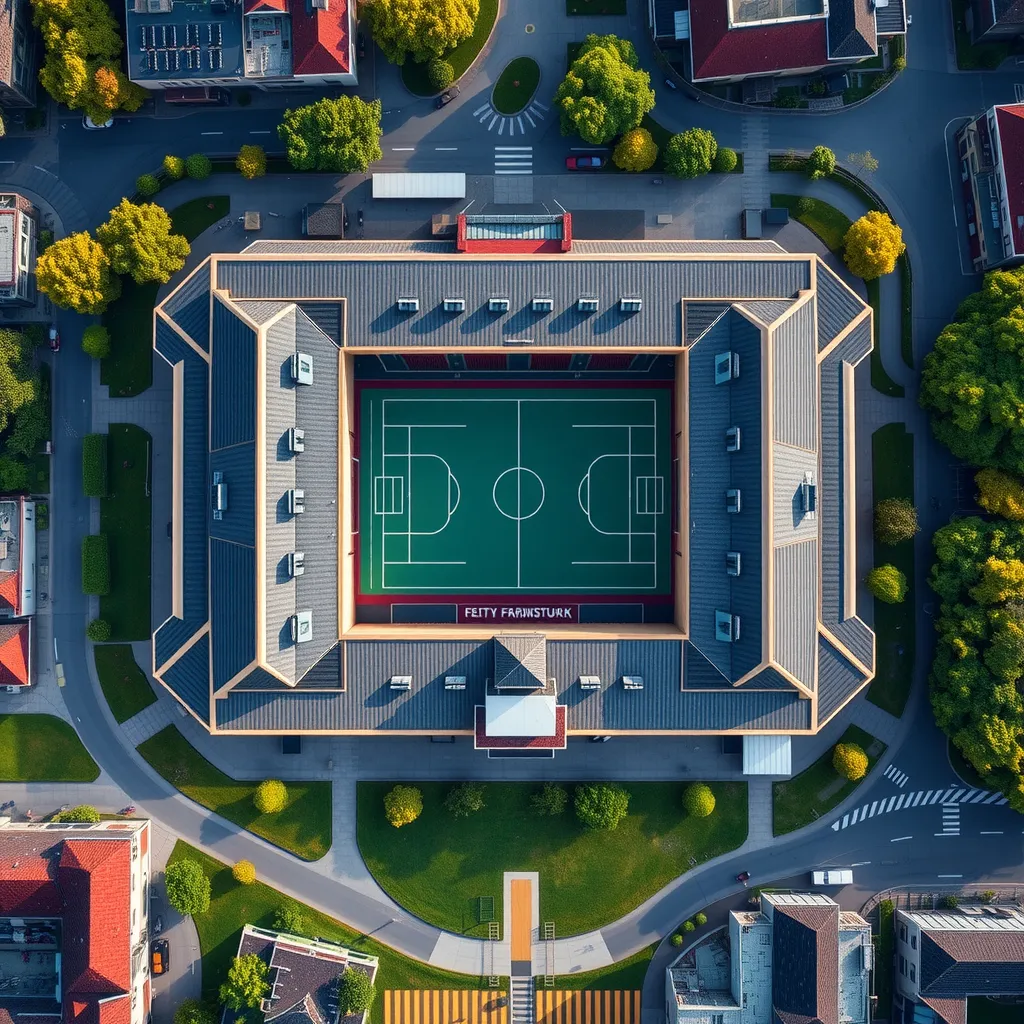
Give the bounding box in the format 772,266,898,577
47,325,59,352
566,155,604,170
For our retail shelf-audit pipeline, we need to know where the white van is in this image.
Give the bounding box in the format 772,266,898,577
812,869,854,886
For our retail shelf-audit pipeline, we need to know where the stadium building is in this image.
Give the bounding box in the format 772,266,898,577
152,225,874,763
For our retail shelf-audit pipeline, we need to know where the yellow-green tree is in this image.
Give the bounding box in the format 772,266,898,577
35,232,120,314
833,742,868,781
612,127,658,172
95,200,190,285
364,0,479,64
236,144,267,180
383,784,423,827
971,556,1024,606
843,210,905,280
976,468,1024,520
232,860,256,885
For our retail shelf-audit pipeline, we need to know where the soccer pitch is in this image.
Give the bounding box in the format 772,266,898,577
358,387,673,595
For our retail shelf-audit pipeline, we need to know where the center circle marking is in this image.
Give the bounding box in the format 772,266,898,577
493,467,545,521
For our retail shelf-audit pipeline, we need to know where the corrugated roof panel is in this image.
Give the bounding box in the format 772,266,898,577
741,299,795,326
773,540,817,690
743,733,792,774
211,299,257,451
163,262,212,351
684,302,728,344
210,539,256,689
296,302,343,346
773,442,818,546
737,666,798,691
161,632,211,722
828,617,875,672
816,262,866,351
772,299,816,450
232,300,291,325
209,442,255,547
817,635,867,725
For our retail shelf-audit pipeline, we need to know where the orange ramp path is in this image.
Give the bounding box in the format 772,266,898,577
510,877,533,962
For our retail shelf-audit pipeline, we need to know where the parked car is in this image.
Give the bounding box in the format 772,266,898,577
812,868,853,886
82,115,113,130
47,325,59,352
436,85,460,109
566,155,604,170
150,939,169,976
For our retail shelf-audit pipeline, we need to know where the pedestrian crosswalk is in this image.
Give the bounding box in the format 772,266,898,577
883,764,910,788
473,100,548,137
938,803,960,836
494,146,533,175
830,786,1008,831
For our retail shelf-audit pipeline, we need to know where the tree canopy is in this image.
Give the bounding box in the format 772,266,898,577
874,498,919,545
0,330,41,434
555,34,654,146
843,210,905,280
384,784,423,827
664,128,717,179
833,743,868,781
174,1001,217,1024
574,782,630,830
95,200,190,285
236,144,267,180
219,953,270,1011
278,97,383,173
254,779,287,814
866,564,908,603
612,127,658,172
806,145,836,180
337,968,375,1015
35,232,120,314
364,0,479,64
976,468,1024,520
165,859,211,917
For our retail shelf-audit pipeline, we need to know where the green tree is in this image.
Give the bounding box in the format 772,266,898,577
712,147,738,173
81,324,110,360
278,97,383,173
694,912,708,926
174,1001,217,1024
232,860,256,885
806,145,835,180
52,804,100,822
866,564,908,604
165,859,212,916
0,456,28,492
976,468,1024,520
4,382,47,459
337,968,375,1015
939,894,959,910
273,905,308,936
364,0,479,64
444,781,486,818
833,742,869,781
236,144,267,180
384,784,423,827
843,210,905,280
219,953,270,1011
530,781,568,816
96,199,190,285
0,330,36,434
427,58,455,91
664,128,717,179
874,498,919,545
671,933,683,947
612,127,658,172
135,174,160,197
554,34,654,146
574,782,630,830
35,232,120,314
683,919,695,933
163,155,186,180
254,779,287,814
185,154,212,179
682,782,716,818
848,150,879,178
86,618,111,641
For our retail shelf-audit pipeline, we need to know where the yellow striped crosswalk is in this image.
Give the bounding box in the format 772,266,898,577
382,989,509,1024
534,990,640,1024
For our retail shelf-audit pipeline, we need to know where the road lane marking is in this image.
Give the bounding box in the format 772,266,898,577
890,836,912,842
392,147,414,151
938,874,963,878
201,131,223,135
980,830,1004,835
435,147,458,151
249,130,271,135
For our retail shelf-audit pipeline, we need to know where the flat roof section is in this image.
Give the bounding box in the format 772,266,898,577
732,0,824,25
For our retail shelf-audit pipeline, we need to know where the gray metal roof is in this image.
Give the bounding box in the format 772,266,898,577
817,635,867,724
162,632,211,721
816,264,865,351
163,261,211,351
211,298,257,451
210,539,256,689
773,540,817,689
493,634,548,689
772,442,818,546
874,0,906,34
684,302,728,344
827,0,877,58
241,240,789,256
772,298,817,451
739,299,796,326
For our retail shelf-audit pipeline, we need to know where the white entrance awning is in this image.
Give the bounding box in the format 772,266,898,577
485,694,557,737
743,734,792,776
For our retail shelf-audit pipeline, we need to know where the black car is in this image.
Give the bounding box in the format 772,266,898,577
436,85,460,109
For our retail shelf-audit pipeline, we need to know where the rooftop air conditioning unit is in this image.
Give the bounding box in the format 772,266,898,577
287,551,305,578
311,0,328,8
397,297,419,313
726,489,742,514
715,610,740,643
443,297,466,313
288,427,305,454
577,297,599,313
532,297,554,312
801,472,817,519
726,426,741,452
622,675,644,690
390,675,412,690
489,297,510,313
291,609,313,643
715,351,739,385
287,488,305,515
726,551,741,577
619,297,642,313
290,352,313,386
444,675,466,690
211,471,227,520
579,675,601,689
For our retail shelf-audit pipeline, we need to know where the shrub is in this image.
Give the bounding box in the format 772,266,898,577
670,933,683,946
893,56,907,73
254,779,287,814
337,968,375,1015
273,905,308,935
712,146,738,173
980,890,997,903
444,782,486,818
82,433,108,497
135,173,160,197
384,784,423,827
427,59,455,92
833,742,869,781
612,127,658,172
232,860,256,885
867,564,908,604
574,782,630,830
185,153,212,180
37,229,53,253
695,912,708,926
844,210,905,280
664,128,717,179
682,782,716,818
82,534,110,595
165,859,211,916
531,781,568,816
163,155,186,180
86,618,111,642
220,953,269,1010
174,1000,217,1024
236,144,267,180
683,919,696,933
874,498,919,545
939,894,959,910
806,145,836,180
52,804,100,823
82,324,111,360
976,468,1024,520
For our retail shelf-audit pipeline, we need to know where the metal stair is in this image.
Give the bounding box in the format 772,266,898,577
510,977,534,1024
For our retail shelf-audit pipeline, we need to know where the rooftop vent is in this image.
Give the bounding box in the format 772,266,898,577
444,675,466,690
503,338,534,346
619,297,643,313
288,427,305,454
726,551,741,577
715,351,739,385
389,675,412,691
443,297,466,313
532,297,554,312
726,489,741,514
489,297,510,313
621,675,644,690
577,297,599,313
579,675,602,690
397,297,419,313
715,610,740,643
291,609,313,644
290,352,313,386
801,471,817,519
211,471,227,521
287,551,305,578
287,488,305,515
726,426,741,452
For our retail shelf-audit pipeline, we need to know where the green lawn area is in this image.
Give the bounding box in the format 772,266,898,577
952,0,1011,69
772,725,885,835
138,725,331,860
0,714,99,781
401,0,499,95
168,842,490,1024
101,196,230,398
865,278,905,398
492,57,540,115
99,424,152,641
357,781,747,938
967,997,1024,1023
867,423,915,717
770,193,850,253
899,252,913,368
94,644,156,723
567,0,626,12
537,941,656,990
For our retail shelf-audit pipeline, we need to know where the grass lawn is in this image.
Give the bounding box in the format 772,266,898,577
538,941,656,990
952,0,1011,69
401,0,499,95
138,725,331,860
94,644,156,723
899,253,913,368
0,714,99,781
99,424,152,641
101,196,230,398
357,781,747,938
168,842,490,1024
770,193,850,253
967,997,1024,1023
492,57,540,115
567,0,626,12
772,725,885,835
867,423,915,717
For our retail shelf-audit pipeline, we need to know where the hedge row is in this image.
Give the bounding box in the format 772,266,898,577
82,534,110,595
82,433,108,497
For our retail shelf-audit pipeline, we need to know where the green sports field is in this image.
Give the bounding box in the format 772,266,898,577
358,387,672,595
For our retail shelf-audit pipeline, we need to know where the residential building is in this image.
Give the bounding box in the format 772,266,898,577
651,0,908,84
667,892,873,1024
150,228,875,760
0,194,37,308
968,0,1024,44
125,0,356,93
0,0,36,109
0,817,153,1024
956,103,1024,271
231,925,378,1024
0,496,35,687
893,906,1024,1024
